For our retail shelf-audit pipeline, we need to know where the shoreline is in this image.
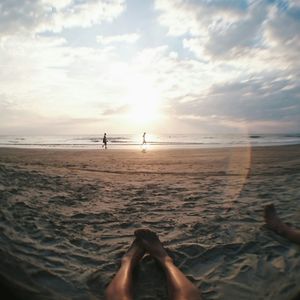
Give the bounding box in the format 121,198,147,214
0,142,300,151
1,141,300,150
1,133,299,151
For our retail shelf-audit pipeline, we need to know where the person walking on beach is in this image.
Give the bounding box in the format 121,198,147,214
142,132,146,145
105,229,201,300
102,133,107,149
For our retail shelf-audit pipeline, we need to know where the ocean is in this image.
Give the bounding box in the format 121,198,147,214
0,133,299,149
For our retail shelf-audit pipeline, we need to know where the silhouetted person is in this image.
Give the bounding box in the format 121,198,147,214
105,229,201,300
102,133,107,149
142,132,146,145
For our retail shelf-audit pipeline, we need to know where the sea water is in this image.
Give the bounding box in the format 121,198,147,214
0,133,299,149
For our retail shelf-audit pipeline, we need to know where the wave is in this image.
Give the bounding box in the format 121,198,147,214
0,134,300,149
249,135,261,139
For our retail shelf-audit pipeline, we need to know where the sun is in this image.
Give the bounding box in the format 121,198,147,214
125,76,162,126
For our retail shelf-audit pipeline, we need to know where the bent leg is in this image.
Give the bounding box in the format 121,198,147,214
264,204,300,244
105,239,145,300
135,229,201,300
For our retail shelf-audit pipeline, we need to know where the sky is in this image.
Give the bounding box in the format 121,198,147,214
0,0,299,135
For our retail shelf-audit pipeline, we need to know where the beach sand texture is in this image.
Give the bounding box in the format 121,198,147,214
0,145,300,300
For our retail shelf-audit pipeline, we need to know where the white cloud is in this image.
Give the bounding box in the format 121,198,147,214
154,0,300,69
0,34,124,119
1,33,299,134
0,0,126,36
96,33,140,44
154,0,247,37
41,0,73,10
0,0,299,134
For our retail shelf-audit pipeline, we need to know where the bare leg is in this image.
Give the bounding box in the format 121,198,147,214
264,204,300,244
135,229,202,300
105,239,145,300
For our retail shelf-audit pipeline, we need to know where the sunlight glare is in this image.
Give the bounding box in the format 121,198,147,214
125,76,162,125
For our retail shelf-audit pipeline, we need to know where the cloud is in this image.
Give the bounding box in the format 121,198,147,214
264,3,300,62
0,34,127,119
96,33,140,44
0,0,299,135
0,91,119,135
0,0,126,36
168,76,300,132
100,104,129,115
155,0,300,68
1,35,299,134
154,0,248,37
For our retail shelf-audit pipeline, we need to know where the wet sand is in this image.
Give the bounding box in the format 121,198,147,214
0,145,300,300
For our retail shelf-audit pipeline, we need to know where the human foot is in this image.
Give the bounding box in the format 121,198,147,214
121,239,145,267
134,229,171,264
264,204,287,235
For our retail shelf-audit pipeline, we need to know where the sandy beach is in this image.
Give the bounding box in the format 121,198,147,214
0,145,300,300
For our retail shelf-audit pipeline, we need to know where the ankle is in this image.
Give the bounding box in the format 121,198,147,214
121,255,132,266
159,255,173,265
